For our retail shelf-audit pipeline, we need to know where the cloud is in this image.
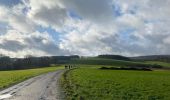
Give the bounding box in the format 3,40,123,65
115,14,143,29
0,6,10,22
60,0,170,56
0,30,69,58
60,19,119,55
25,0,115,31
0,5,35,33
62,0,114,24
26,0,67,31
0,0,170,57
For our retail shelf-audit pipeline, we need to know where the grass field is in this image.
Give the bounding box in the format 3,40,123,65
69,58,141,66
69,58,163,69
145,61,170,68
0,66,63,89
62,67,170,100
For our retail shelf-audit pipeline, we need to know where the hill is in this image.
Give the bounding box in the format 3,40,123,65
69,58,162,68
97,55,130,61
130,55,170,62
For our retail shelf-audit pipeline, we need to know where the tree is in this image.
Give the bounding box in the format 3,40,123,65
0,56,13,70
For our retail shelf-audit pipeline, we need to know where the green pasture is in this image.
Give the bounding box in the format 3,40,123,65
62,66,170,100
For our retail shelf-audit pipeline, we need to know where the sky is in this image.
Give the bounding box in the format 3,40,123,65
0,0,170,58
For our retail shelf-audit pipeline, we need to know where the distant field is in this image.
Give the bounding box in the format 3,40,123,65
62,67,170,100
69,58,163,68
70,58,143,66
145,61,170,68
0,66,63,89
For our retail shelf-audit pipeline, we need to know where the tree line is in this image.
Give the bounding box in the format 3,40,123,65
97,55,131,61
0,55,79,70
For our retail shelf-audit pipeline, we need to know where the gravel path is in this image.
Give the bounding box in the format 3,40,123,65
0,70,64,100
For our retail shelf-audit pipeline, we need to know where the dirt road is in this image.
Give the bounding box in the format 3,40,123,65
0,70,64,100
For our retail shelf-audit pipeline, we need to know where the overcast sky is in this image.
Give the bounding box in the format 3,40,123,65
0,0,170,57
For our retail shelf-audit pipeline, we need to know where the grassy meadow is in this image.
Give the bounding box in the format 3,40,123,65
0,66,63,89
145,61,170,68
62,66,170,100
69,58,141,66
69,58,164,69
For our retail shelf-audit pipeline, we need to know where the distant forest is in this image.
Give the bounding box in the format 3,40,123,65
97,55,131,61
0,55,79,70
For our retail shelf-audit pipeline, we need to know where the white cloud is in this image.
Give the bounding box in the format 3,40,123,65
60,0,170,56
0,6,9,22
0,0,170,57
26,0,67,31
115,14,143,29
0,5,35,33
0,30,69,58
62,0,114,24
60,19,119,55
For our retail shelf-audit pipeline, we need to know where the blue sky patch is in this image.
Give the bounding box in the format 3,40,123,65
0,0,21,7
112,4,123,17
37,26,60,43
119,28,136,42
68,10,82,20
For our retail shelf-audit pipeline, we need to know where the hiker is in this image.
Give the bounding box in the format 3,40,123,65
65,65,68,69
